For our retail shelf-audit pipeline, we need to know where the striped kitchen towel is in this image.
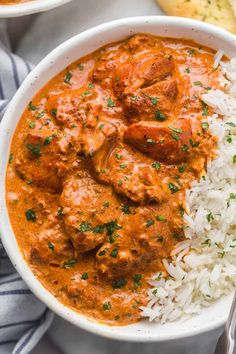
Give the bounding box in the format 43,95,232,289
0,20,54,354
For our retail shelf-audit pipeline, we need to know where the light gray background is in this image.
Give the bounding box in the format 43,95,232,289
7,0,224,352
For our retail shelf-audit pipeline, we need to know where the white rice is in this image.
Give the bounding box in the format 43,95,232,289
141,57,236,323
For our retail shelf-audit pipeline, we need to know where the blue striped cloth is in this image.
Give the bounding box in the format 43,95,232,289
0,20,54,354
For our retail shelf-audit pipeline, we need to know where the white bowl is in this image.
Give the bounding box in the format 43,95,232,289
0,0,72,18
1,16,236,342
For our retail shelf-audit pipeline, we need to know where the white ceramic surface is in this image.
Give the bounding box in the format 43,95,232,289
1,16,236,343
0,0,72,18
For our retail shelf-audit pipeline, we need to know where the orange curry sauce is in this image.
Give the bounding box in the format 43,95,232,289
6,34,220,325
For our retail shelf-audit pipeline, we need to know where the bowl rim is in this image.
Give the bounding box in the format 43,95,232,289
1,16,236,342
0,0,72,18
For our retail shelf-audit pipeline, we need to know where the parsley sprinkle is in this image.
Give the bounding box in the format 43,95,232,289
48,242,54,251
112,278,127,289
120,163,127,169
81,273,88,280
167,182,179,193
110,248,118,258
44,135,54,145
64,72,72,84
103,202,109,208
182,144,189,152
146,138,156,144
226,122,236,127
179,164,186,173
25,209,37,222
98,250,106,256
146,220,154,228
190,139,200,148
157,235,164,242
171,132,180,141
133,274,142,287
193,81,203,86
121,205,131,214
202,122,209,130
202,103,208,116
169,126,183,134
207,212,214,223
78,64,84,71
63,259,78,268
186,67,190,73
28,101,38,111
156,215,166,222
107,98,115,108
230,193,236,199
226,136,232,143
150,97,158,105
88,83,94,88
155,110,166,121
103,302,112,311
188,49,196,55
233,155,236,164
180,206,185,217
115,153,123,160
8,153,13,164
51,108,57,118
26,144,41,157
79,222,91,232
92,225,105,234
29,121,36,129
152,162,161,170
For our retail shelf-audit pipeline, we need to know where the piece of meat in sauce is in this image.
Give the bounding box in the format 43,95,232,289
96,204,184,278
60,176,121,253
112,37,177,121
124,119,193,164
30,224,74,266
14,128,63,193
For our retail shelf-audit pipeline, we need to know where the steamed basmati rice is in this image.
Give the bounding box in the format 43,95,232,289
141,57,236,323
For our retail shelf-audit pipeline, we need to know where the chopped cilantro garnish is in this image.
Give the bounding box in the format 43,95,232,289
156,215,166,222
79,222,91,232
25,209,37,222
28,101,38,111
81,273,88,280
48,241,54,251
107,98,115,108
64,72,72,84
152,162,161,170
112,278,127,289
63,258,78,268
121,205,131,214
110,248,118,258
155,110,166,121
167,182,179,193
103,302,112,310
133,274,142,287
26,144,41,157
146,219,154,228
29,121,36,129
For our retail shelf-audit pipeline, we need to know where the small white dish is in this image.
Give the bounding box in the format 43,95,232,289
1,16,236,342
0,0,73,18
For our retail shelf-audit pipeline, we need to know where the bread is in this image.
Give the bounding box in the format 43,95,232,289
156,0,236,34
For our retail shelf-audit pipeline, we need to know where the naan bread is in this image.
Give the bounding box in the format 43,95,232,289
156,0,236,34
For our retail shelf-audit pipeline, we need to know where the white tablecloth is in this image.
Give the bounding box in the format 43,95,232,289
8,1,224,353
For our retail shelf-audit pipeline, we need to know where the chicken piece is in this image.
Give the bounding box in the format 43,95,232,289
30,224,74,266
82,121,118,159
114,52,174,98
60,176,121,253
124,34,165,53
96,204,184,278
124,79,178,121
15,129,62,193
124,119,193,164
89,141,168,204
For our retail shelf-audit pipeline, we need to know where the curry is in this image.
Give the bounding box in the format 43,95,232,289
6,34,220,325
